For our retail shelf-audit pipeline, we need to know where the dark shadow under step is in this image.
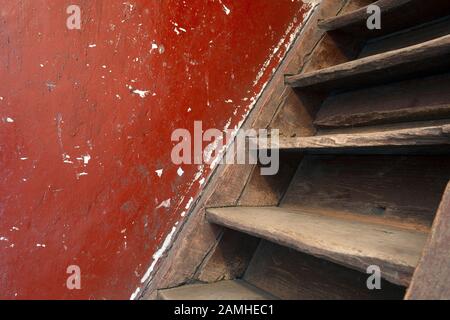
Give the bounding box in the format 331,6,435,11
244,240,405,300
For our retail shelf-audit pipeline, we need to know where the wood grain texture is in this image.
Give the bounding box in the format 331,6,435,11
285,35,450,91
157,280,277,300
260,124,450,153
206,206,428,286
406,182,450,300
316,73,450,128
238,154,302,207
196,230,260,283
359,16,450,58
319,0,450,40
282,155,450,230
244,240,405,300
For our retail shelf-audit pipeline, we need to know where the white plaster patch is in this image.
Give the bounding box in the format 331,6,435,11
130,287,141,300
219,0,231,15
131,88,151,98
156,199,171,209
76,172,88,179
185,197,194,210
82,154,91,165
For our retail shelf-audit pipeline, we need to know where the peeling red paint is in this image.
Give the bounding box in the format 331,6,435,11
0,0,313,299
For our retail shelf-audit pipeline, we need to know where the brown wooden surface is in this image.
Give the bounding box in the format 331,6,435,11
244,240,405,300
360,17,450,58
316,73,450,128
238,154,302,207
285,35,450,91
406,182,450,300
282,155,450,230
196,230,260,283
206,206,428,286
157,280,277,300
319,0,450,40
259,124,450,154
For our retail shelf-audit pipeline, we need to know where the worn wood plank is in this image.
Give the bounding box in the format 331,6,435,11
206,206,428,286
315,73,450,128
360,16,450,58
319,0,450,40
282,155,450,230
244,240,405,300
157,280,277,300
406,182,450,300
285,35,450,91
258,124,450,153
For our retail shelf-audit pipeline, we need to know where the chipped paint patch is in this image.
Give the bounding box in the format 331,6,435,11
132,225,178,299
156,199,171,209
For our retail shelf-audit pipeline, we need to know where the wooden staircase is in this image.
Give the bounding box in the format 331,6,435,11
157,0,450,300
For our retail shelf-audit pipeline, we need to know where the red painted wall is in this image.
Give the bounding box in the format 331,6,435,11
0,0,314,299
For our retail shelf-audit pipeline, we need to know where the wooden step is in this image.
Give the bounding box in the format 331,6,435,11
258,124,450,154
319,0,450,40
315,73,450,128
281,155,450,232
206,206,428,286
157,280,277,300
359,16,450,58
244,240,405,300
285,35,450,92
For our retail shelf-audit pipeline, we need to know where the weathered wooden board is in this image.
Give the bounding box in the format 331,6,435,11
319,0,450,40
206,206,428,286
244,240,405,300
285,35,450,91
282,155,450,230
406,182,450,300
258,124,450,154
360,17,450,58
316,73,450,128
157,280,277,300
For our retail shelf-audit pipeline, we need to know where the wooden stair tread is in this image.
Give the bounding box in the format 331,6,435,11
285,35,450,91
319,0,450,39
261,124,450,153
206,206,429,286
157,280,277,300
315,73,450,128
